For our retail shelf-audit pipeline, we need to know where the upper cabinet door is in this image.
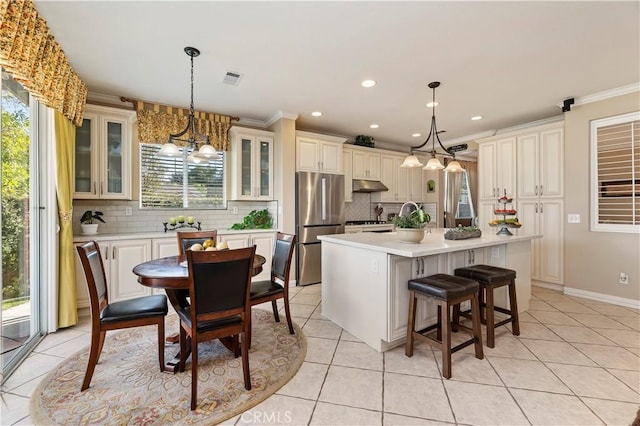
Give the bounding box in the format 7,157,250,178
229,127,274,201
74,112,99,197
516,133,540,199
73,105,133,200
539,128,563,198
478,142,497,200
296,132,346,174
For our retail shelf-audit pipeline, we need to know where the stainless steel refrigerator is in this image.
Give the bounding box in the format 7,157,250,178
296,172,345,286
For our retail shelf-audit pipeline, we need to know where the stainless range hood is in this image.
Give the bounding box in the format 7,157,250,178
352,179,389,193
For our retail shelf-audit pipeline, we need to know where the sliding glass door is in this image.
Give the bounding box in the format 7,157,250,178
1,70,44,379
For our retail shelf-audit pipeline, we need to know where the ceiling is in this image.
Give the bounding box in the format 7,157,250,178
35,1,639,154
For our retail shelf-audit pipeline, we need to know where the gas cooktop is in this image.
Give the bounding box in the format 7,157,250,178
345,220,390,225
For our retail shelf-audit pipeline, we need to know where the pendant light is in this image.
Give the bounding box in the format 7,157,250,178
400,81,463,172
158,47,219,162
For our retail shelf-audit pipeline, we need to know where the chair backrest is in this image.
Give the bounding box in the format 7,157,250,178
76,241,110,319
186,246,256,322
177,230,218,261
454,218,473,227
271,232,296,284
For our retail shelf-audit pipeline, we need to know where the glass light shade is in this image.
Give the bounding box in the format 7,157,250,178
444,160,463,173
423,157,444,170
157,142,181,157
400,154,423,168
187,152,204,164
196,143,220,159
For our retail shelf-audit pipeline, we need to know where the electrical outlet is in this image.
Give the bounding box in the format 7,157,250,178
619,272,629,285
232,207,238,215
125,207,132,216
371,259,379,273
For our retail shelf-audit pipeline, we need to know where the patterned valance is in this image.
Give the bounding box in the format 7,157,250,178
0,0,87,126
134,100,235,152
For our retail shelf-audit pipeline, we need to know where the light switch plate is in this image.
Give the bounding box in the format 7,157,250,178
568,214,580,224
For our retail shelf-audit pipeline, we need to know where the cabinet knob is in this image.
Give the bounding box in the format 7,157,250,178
540,185,543,196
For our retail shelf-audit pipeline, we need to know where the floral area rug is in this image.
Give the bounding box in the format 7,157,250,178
30,309,306,425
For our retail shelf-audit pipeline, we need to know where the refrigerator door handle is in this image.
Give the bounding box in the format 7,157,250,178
321,176,327,221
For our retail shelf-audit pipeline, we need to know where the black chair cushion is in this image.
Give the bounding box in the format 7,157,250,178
409,274,478,301
250,280,285,300
454,265,516,284
176,306,242,332
101,294,168,323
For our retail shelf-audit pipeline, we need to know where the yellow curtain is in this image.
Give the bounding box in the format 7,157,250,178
54,111,77,327
134,101,233,151
0,0,87,125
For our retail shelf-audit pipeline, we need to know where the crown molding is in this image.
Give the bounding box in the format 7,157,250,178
265,111,298,127
556,82,640,108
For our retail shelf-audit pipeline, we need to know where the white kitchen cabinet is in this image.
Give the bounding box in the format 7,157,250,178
519,199,564,284
375,153,416,203
352,148,381,180
448,247,486,269
376,154,403,202
477,137,517,201
387,254,447,342
517,126,563,199
74,104,134,200
218,232,276,281
152,237,180,259
74,238,151,310
343,148,353,202
408,165,426,202
229,127,274,200
296,131,346,174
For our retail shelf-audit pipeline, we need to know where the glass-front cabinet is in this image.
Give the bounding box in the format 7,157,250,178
229,127,274,200
74,104,134,199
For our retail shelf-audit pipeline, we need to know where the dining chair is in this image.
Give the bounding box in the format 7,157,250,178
179,245,256,410
176,229,218,261
76,241,168,391
247,232,296,349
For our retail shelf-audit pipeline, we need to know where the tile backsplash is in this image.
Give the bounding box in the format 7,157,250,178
73,199,278,235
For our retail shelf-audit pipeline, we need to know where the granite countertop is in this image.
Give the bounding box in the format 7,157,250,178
318,228,541,258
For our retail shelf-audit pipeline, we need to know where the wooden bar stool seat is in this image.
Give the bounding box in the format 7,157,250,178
405,274,484,379
454,265,520,348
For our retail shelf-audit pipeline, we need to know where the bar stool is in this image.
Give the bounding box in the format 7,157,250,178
454,265,519,348
405,274,484,379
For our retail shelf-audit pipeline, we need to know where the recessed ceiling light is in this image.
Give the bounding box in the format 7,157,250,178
426,101,439,108
471,115,483,121
361,80,376,88
370,124,379,129
412,133,421,137
311,111,322,117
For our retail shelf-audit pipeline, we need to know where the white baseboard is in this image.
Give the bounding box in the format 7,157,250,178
563,287,640,309
532,281,564,292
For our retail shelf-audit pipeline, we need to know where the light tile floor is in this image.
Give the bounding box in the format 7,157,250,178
2,286,639,425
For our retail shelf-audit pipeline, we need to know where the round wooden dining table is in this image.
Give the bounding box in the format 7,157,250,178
133,253,266,373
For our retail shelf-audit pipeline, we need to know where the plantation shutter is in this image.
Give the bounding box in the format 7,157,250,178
593,114,639,230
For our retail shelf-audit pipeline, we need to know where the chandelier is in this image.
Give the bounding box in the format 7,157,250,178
158,47,219,163
400,81,463,172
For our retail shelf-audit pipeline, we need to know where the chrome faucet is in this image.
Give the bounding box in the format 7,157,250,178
399,202,419,217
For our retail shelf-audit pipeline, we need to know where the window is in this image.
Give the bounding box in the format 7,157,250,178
590,111,639,232
456,171,475,219
140,144,225,209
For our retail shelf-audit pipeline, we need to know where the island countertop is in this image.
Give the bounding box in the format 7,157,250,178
318,228,540,258
320,228,538,351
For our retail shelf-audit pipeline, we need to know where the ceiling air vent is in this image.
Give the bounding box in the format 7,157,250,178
223,71,243,86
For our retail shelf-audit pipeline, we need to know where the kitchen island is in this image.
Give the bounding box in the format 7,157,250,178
318,229,540,352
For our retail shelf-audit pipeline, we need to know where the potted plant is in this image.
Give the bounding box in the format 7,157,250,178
80,210,105,235
393,203,430,243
